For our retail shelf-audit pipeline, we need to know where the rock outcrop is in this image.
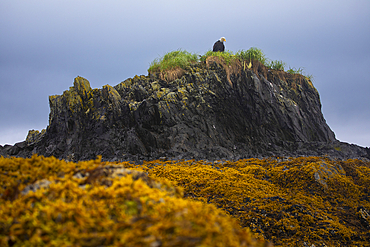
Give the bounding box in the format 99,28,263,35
1,59,369,161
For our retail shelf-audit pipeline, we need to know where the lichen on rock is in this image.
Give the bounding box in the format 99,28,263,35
73,76,92,100
25,129,46,145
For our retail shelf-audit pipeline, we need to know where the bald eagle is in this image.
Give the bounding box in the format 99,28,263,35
213,37,226,52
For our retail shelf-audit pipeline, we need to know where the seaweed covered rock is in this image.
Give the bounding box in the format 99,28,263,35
127,157,370,246
0,155,269,246
2,155,370,246
3,60,370,161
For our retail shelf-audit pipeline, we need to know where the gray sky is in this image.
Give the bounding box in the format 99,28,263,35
1,0,370,147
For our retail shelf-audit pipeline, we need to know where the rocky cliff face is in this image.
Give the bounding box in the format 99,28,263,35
1,58,369,161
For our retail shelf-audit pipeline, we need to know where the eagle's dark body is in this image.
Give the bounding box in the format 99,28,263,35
213,37,226,52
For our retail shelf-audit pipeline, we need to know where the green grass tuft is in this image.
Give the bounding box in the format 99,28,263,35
148,50,199,73
268,60,286,71
287,67,314,80
148,48,314,80
287,67,304,75
236,47,268,65
200,50,237,65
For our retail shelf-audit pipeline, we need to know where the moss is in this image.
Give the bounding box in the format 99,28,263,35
25,129,46,144
154,87,170,99
151,81,160,91
115,78,133,92
73,76,92,99
102,85,121,104
164,92,178,103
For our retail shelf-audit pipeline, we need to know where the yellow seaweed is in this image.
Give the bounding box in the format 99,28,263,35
0,155,267,247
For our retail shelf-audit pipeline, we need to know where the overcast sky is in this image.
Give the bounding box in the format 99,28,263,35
1,0,370,148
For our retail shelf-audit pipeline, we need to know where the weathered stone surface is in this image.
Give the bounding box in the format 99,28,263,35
312,161,346,188
2,61,370,161
26,129,46,145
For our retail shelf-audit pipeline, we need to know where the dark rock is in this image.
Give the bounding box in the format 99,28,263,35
358,206,370,229
265,196,285,202
26,129,46,145
3,62,370,161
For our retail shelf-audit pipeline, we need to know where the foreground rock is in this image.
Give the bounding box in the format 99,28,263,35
0,155,269,246
129,156,370,246
2,155,369,246
1,59,369,161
